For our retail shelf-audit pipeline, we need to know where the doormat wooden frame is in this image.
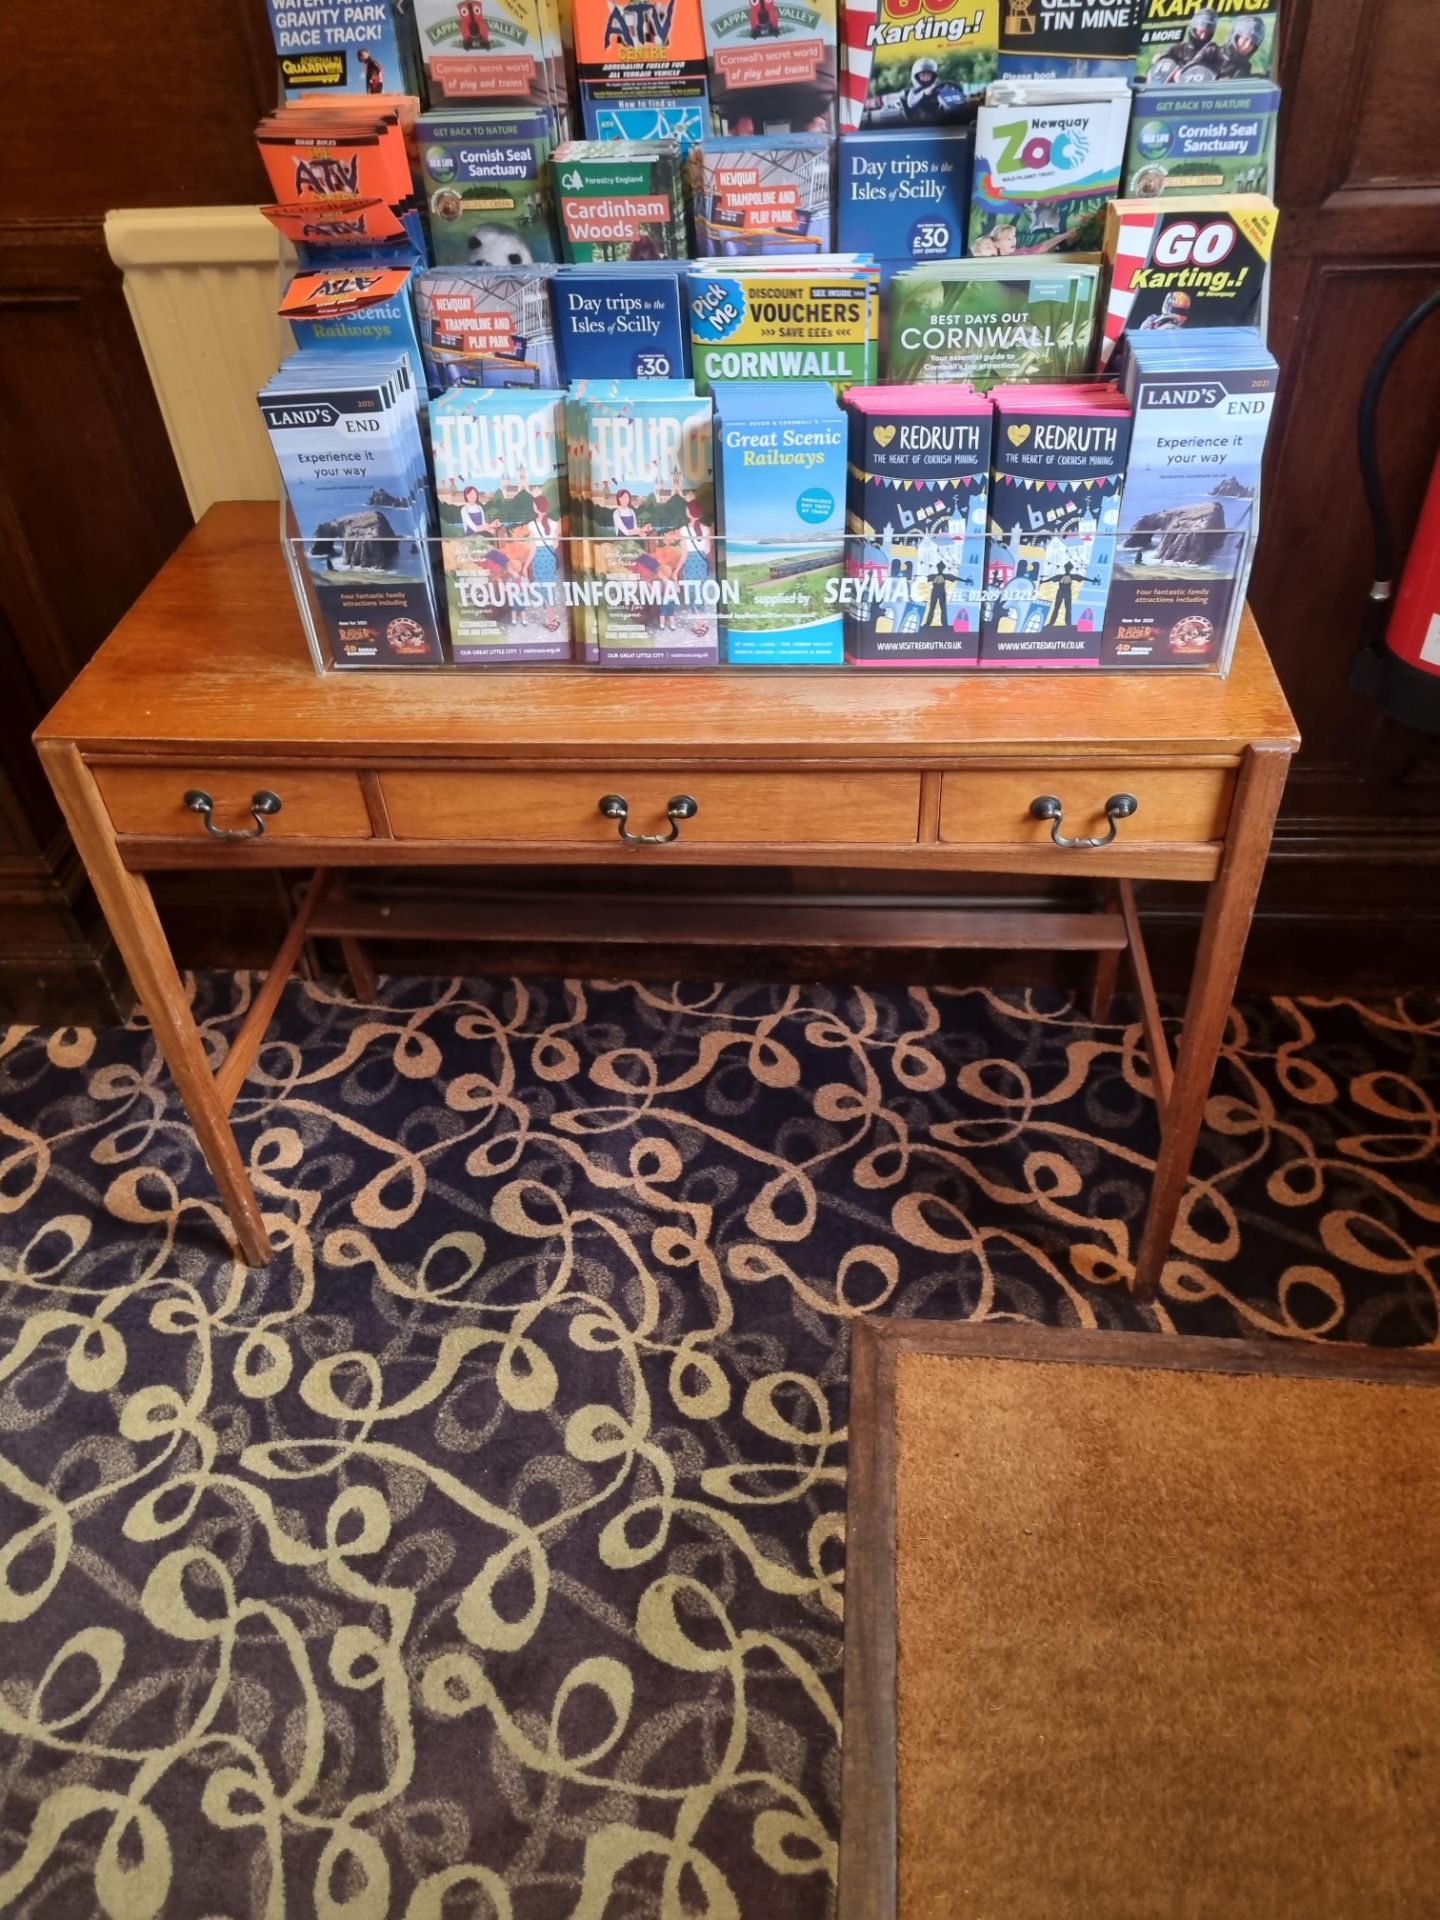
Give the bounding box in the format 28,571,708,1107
838,1320,1440,1920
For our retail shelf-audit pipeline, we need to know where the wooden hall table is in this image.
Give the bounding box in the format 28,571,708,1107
35,502,1298,1294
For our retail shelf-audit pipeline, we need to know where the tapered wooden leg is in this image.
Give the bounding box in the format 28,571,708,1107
1131,743,1290,1302
328,876,378,1002
1118,881,1174,1110
216,868,327,1113
1089,883,1123,1022
340,937,377,1002
37,742,273,1267
270,870,320,982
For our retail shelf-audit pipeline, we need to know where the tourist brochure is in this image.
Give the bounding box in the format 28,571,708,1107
886,260,1099,389
572,0,712,145
551,140,689,260
261,350,445,666
281,264,426,393
997,0,1143,76
860,0,999,129
969,79,1134,255
689,259,881,392
844,383,993,664
264,0,422,98
700,0,839,133
431,385,570,661
980,381,1131,664
553,264,691,379
413,266,562,390
836,127,973,276
1102,325,1277,668
689,134,833,256
712,380,847,663
1134,0,1279,85
1124,81,1280,199
569,386,720,666
1098,194,1277,365
416,107,561,265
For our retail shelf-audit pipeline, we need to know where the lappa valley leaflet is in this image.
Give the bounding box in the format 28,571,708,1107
412,0,567,114
700,0,839,134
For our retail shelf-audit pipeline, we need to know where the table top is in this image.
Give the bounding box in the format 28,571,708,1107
38,502,1298,762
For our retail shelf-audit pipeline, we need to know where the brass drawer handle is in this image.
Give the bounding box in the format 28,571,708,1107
598,793,698,846
1030,792,1138,850
183,788,282,842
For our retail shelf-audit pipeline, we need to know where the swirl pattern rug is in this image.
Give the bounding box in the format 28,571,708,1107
2,974,1436,1920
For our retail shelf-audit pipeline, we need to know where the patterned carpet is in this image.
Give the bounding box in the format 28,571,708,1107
1,974,1436,1920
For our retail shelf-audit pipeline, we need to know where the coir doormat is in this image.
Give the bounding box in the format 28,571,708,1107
841,1323,1440,1920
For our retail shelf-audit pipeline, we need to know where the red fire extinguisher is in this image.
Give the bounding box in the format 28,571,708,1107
1350,288,1440,732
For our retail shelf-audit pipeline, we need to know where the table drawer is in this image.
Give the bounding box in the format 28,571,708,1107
939,768,1233,847
94,765,373,841
380,771,922,846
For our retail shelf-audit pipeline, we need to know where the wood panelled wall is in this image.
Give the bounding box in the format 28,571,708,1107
0,2,275,1017
1247,0,1440,970
1,1,1437,1014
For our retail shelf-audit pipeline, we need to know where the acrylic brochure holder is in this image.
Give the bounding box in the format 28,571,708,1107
280,498,1252,678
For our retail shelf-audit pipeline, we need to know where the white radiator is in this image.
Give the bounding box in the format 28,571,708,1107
105,207,287,519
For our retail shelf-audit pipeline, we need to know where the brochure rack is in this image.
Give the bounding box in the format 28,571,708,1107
281,504,1251,675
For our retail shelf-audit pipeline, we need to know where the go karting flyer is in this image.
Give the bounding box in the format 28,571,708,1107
1134,0,1277,84
861,0,999,129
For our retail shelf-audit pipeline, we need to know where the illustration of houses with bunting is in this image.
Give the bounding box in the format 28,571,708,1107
980,383,1132,663
843,385,993,665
